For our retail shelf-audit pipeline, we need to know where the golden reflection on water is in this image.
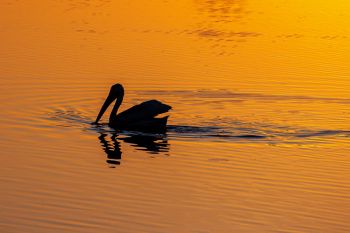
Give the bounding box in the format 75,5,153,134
2,0,350,94
1,0,350,232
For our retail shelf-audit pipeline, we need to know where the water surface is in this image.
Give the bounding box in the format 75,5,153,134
1,1,350,232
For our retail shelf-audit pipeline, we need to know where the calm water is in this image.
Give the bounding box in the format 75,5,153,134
1,1,350,232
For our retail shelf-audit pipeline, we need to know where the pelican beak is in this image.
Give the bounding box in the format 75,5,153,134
94,89,117,124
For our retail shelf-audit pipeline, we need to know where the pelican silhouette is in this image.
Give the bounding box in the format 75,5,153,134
94,84,171,133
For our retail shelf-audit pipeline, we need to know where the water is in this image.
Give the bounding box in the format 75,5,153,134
1,1,350,232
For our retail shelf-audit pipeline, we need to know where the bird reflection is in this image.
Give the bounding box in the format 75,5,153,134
98,133,122,166
98,133,169,167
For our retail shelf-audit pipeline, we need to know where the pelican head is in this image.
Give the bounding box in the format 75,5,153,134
94,83,124,124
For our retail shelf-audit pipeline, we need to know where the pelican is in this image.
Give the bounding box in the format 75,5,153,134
94,84,171,133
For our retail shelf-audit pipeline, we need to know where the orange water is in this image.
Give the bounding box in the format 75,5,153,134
1,1,350,232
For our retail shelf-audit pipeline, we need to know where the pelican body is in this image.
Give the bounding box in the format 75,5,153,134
94,84,171,133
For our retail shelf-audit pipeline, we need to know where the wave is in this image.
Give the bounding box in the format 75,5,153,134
45,108,350,144
138,89,350,104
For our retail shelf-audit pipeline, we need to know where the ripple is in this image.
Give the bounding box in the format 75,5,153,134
43,107,350,147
